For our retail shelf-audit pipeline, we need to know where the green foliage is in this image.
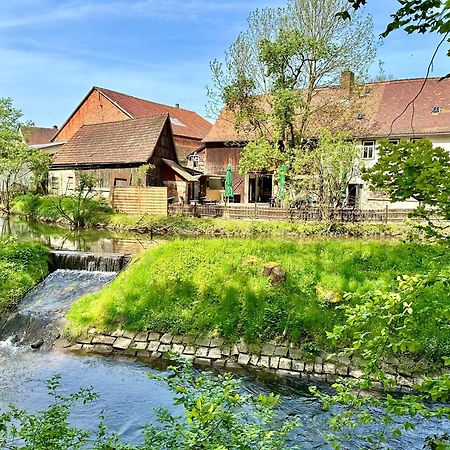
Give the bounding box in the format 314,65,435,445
364,139,450,238
312,271,450,448
66,238,450,357
0,98,51,215
0,237,48,315
144,358,299,449
239,139,282,174
13,193,112,228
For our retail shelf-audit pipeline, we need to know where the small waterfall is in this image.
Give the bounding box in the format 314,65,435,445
49,250,131,272
0,270,117,348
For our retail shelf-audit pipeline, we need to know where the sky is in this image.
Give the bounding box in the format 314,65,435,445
0,0,448,127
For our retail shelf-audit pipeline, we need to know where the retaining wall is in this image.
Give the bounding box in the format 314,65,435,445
68,330,432,389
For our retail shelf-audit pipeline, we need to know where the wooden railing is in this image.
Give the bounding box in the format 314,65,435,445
168,204,414,223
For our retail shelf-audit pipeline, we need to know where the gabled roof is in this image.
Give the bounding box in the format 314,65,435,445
52,114,170,166
204,77,450,143
21,126,57,145
53,86,212,142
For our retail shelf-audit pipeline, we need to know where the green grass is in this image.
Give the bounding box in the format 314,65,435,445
66,238,450,359
108,213,407,238
0,238,49,315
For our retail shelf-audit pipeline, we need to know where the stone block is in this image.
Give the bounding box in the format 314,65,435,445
238,353,251,365
213,359,227,369
336,355,351,366
195,357,212,366
172,344,185,355
258,356,270,368
130,342,147,351
261,343,276,356
221,346,231,357
93,344,113,355
147,341,160,352
349,368,364,379
225,360,241,370
183,346,196,355
77,336,92,345
158,344,171,353
123,348,138,356
250,355,259,366
135,332,148,342
111,330,124,337
305,363,314,373
148,333,161,341
292,360,305,372
276,369,299,378
92,335,115,345
182,335,196,344
270,357,280,369
313,360,323,373
335,364,349,376
88,328,97,335
123,331,137,340
160,333,173,344
195,337,211,347
279,358,292,370
230,345,240,356
238,339,248,353
70,343,83,350
210,338,224,347
113,337,132,350
195,347,209,358
289,348,303,359
311,373,327,382
137,349,150,357
172,335,184,344
322,363,336,375
208,348,222,359
274,346,288,357
150,351,162,359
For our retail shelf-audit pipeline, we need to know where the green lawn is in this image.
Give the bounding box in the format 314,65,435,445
0,238,49,315
66,238,450,359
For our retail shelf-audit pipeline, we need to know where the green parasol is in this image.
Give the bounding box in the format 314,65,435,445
225,163,234,200
278,164,286,201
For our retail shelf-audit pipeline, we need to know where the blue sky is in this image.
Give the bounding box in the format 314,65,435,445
0,0,448,127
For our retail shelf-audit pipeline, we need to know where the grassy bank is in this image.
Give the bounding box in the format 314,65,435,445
0,238,49,315
66,238,450,361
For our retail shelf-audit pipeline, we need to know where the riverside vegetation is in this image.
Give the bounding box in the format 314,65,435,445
0,237,48,315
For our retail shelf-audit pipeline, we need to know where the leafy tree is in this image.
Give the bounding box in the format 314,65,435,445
52,172,106,229
363,139,450,238
209,0,376,207
0,98,51,215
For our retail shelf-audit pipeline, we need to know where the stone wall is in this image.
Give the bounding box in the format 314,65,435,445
68,330,428,390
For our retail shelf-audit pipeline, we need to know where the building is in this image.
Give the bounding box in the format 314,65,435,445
51,86,212,165
50,114,200,203
201,74,450,209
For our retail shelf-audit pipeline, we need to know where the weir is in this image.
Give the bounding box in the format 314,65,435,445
0,250,130,348
49,250,131,272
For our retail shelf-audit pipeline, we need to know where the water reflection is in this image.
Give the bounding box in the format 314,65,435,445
0,216,156,254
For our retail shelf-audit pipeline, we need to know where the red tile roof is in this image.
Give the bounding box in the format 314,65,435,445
22,126,57,145
96,87,212,140
204,77,450,142
52,115,169,166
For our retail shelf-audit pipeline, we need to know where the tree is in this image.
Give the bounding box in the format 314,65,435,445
208,0,376,207
0,98,51,215
363,139,450,238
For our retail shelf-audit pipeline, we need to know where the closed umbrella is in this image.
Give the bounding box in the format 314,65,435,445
278,164,286,201
225,163,234,201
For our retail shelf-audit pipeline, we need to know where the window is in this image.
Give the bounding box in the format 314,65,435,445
189,152,200,169
114,177,128,187
67,176,74,190
388,139,399,145
362,140,375,159
411,137,424,143
356,113,365,121
50,176,59,192
432,106,440,113
170,117,186,127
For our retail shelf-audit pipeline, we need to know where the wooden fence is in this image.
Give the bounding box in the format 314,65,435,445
111,187,168,216
168,204,414,223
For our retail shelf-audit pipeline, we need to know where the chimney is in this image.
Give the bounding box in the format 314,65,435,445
340,70,355,92
53,125,58,130
175,103,180,108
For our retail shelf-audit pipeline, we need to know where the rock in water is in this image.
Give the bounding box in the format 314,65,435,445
30,339,44,349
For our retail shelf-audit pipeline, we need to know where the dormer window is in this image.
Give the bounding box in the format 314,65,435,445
356,113,365,121
170,117,186,127
432,105,440,113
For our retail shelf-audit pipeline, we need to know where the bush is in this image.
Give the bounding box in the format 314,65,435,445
0,237,48,314
12,194,112,227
